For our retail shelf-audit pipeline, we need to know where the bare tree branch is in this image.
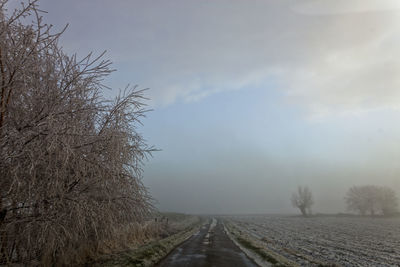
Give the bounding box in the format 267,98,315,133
0,1,155,265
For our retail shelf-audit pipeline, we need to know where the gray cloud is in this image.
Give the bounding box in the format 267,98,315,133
30,0,400,115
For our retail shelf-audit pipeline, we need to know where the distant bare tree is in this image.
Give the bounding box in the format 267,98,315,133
378,187,398,216
0,1,154,265
345,185,398,216
345,185,376,216
291,186,314,216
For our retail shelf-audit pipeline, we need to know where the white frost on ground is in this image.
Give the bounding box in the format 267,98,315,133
210,218,217,231
203,218,217,245
223,223,273,267
227,215,400,266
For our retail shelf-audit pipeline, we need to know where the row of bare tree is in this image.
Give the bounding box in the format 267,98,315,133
0,1,154,265
345,185,398,216
292,185,398,216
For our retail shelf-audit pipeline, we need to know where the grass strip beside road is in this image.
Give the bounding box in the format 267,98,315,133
96,219,204,267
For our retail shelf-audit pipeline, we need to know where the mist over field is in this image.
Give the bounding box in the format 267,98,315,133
20,0,400,215
4,0,400,216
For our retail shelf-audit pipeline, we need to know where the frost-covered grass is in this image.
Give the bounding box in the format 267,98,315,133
226,215,400,266
92,214,204,267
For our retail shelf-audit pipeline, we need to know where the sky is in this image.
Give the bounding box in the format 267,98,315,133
11,0,400,214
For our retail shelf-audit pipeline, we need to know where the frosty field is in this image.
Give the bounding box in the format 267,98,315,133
225,215,400,266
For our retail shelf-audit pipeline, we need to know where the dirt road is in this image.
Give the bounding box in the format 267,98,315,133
156,218,257,267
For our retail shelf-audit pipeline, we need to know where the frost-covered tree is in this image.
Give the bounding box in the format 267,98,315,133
0,1,153,265
291,186,314,216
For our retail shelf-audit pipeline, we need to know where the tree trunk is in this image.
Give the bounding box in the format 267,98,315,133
300,207,307,216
